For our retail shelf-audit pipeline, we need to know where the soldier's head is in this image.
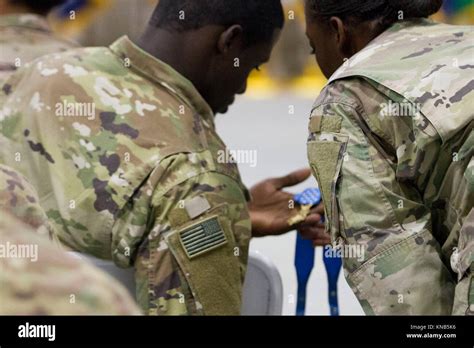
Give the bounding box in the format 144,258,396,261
0,0,66,16
140,0,284,114
304,0,443,78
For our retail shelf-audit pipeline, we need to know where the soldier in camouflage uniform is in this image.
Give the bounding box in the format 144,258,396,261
1,0,326,315
0,1,144,315
0,0,76,83
304,0,473,315
0,164,140,315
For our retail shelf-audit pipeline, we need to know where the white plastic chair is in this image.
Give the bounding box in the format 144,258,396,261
69,249,283,315
241,250,283,315
69,252,136,297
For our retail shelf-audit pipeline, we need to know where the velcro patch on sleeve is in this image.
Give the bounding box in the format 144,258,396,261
179,216,227,259
321,115,342,133
309,115,322,133
185,196,211,219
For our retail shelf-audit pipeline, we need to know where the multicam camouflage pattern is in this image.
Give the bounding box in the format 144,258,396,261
0,14,77,83
0,210,141,315
307,19,473,315
0,36,252,315
452,209,474,315
0,164,53,240
0,164,140,314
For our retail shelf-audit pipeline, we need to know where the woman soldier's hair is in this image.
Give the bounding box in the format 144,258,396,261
307,0,443,27
10,0,66,15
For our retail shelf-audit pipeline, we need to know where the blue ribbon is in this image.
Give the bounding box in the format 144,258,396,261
294,233,315,316
323,245,342,316
294,188,342,316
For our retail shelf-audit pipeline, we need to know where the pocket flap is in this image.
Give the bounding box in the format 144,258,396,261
307,134,348,241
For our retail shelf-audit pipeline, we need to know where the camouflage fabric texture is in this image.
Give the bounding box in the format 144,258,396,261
0,209,141,315
0,164,139,314
0,36,252,315
0,14,77,83
308,19,473,315
0,163,54,240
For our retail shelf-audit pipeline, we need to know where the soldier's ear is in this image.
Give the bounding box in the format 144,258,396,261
328,16,351,57
217,25,245,55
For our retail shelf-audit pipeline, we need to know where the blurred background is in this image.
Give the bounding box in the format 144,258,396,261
48,0,474,315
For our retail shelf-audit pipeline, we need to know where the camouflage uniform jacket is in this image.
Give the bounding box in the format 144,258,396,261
0,36,252,315
0,14,77,83
0,163,140,315
307,19,473,315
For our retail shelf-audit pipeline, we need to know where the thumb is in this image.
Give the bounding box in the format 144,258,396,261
271,168,311,189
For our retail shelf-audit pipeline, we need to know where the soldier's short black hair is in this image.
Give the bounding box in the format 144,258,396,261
150,0,284,46
306,0,443,26
11,0,66,15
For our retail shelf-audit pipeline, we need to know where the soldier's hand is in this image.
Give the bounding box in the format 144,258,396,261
298,203,330,246
248,168,329,246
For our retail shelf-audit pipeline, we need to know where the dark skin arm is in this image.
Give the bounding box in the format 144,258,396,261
248,168,330,246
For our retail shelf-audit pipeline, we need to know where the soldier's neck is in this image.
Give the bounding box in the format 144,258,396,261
137,27,210,98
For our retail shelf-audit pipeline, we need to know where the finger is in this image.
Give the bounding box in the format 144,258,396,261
309,202,325,215
302,229,330,241
299,213,323,226
298,226,327,240
312,238,331,247
270,168,311,190
299,223,325,232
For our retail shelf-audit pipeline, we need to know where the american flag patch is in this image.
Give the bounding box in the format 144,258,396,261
179,217,227,259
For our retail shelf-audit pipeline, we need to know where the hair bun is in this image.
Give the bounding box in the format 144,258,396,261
388,0,443,18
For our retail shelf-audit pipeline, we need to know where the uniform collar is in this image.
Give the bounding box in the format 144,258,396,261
109,36,215,127
384,18,436,33
0,14,50,32
328,18,437,84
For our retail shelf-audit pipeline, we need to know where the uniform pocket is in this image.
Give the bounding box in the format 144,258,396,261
347,230,455,315
452,209,474,315
165,206,243,315
307,133,349,245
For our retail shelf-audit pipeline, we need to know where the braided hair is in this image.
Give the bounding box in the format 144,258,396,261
10,0,67,15
307,0,443,27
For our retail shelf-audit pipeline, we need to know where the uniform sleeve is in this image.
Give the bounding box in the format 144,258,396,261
111,151,252,315
307,100,455,315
